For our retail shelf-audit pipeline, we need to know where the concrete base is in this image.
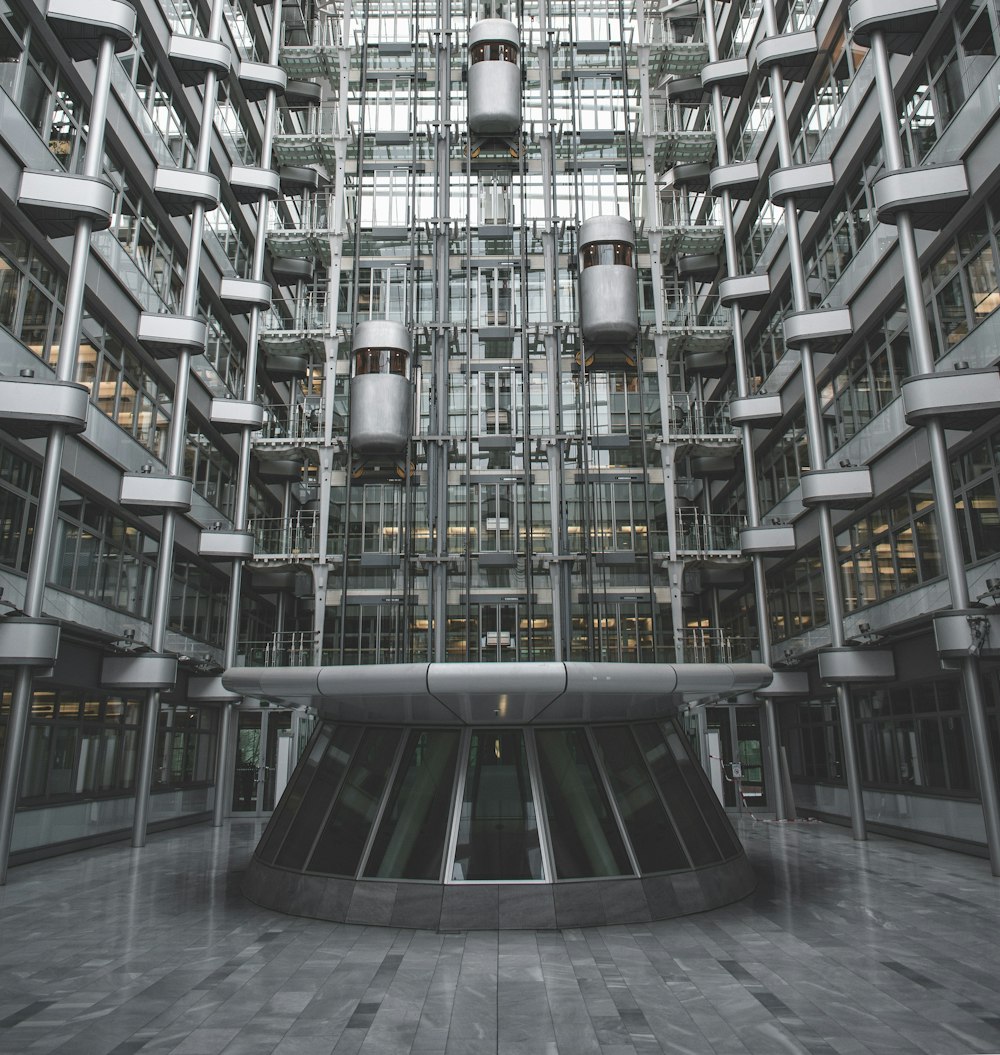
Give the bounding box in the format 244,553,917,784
241,853,756,929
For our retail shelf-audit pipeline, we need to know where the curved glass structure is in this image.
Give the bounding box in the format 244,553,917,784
244,716,754,928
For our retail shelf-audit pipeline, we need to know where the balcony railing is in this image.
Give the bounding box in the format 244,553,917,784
681,627,756,663
664,397,737,440
663,295,730,331
249,512,321,560
240,631,319,667
260,290,331,338
676,510,745,554
281,15,341,79
255,402,324,443
273,107,346,166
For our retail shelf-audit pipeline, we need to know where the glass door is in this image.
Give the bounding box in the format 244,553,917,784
704,704,768,810
231,709,295,815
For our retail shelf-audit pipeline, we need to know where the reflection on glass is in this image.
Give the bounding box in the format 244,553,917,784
364,729,461,880
452,730,542,880
307,727,401,876
275,726,362,869
535,728,632,879
633,724,718,866
662,721,742,858
257,722,333,864
591,725,689,873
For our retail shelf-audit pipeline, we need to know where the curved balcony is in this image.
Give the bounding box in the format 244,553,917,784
719,273,770,310
153,168,220,215
168,34,231,85
901,368,1000,430
701,57,749,96
0,616,60,667
671,162,711,191
768,161,833,208
729,393,782,425
740,524,796,554
873,163,968,230
666,76,703,105
817,646,895,682
45,0,136,59
849,0,940,53
782,307,853,351
119,472,193,514
238,59,287,102
800,466,873,508
755,29,818,81
210,398,265,432
17,172,114,237
0,375,89,437
230,164,280,204
709,160,759,200
137,313,207,358
199,528,255,560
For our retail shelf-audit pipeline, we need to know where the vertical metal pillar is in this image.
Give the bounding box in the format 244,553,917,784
537,0,568,659
212,0,284,827
429,11,452,663
868,29,1000,874
0,33,119,885
133,0,227,847
703,2,786,818
760,0,864,837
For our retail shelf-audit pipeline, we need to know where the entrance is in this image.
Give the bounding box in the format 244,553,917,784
231,709,295,815
704,705,768,811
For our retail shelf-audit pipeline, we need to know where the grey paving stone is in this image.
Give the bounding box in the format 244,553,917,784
1,818,999,1055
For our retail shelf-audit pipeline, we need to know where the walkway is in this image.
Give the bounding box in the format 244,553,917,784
0,817,998,1054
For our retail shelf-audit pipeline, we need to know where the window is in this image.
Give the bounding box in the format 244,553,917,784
854,682,972,793
155,706,218,787
781,700,843,783
899,3,999,165
0,230,65,367
17,689,144,803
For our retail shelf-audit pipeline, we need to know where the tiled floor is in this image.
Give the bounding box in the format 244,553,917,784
0,818,999,1055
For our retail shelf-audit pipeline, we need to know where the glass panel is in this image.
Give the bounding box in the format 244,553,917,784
534,728,633,879
48,726,78,796
262,711,293,811
663,722,742,858
257,722,333,864
275,726,363,870
633,723,719,866
364,729,461,880
231,712,261,812
307,727,401,877
590,726,689,873
451,730,543,881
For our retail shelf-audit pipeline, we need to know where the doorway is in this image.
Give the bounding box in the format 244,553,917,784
231,709,295,815
704,704,768,811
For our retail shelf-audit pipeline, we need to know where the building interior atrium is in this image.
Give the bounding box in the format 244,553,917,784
2,0,1000,1043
